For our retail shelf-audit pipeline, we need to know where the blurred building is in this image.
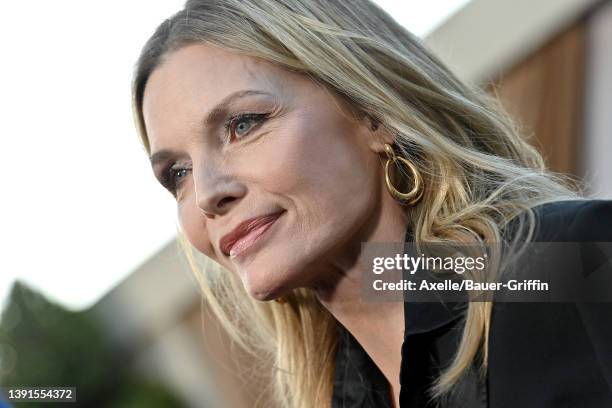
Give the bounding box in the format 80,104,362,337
427,0,612,196
91,0,612,407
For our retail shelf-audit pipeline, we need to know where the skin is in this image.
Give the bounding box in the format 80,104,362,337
142,43,409,407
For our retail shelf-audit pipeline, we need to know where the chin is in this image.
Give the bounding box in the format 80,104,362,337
243,279,286,302
238,262,298,302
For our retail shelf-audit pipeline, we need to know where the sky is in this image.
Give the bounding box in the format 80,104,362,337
0,0,471,311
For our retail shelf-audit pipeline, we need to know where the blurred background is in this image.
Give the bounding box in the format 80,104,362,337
1,0,611,406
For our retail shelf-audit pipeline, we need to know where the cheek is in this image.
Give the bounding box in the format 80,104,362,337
240,113,378,235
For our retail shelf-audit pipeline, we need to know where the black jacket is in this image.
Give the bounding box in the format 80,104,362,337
332,199,612,407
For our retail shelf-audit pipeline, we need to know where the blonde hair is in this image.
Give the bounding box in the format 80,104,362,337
132,0,582,406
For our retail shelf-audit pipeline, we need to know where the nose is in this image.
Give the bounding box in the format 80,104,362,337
194,164,245,218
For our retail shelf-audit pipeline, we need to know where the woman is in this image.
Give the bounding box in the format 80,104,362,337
132,0,612,407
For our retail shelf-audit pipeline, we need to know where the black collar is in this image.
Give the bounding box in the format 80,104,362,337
332,227,468,407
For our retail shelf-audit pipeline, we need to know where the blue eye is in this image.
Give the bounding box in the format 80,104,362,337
161,165,191,196
226,113,268,140
174,168,189,185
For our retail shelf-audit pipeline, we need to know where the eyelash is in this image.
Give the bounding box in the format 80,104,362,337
160,112,269,195
223,112,269,142
160,164,191,196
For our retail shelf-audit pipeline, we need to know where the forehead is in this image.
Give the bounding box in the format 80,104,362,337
142,43,288,151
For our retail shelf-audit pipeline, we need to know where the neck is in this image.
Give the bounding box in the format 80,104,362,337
312,191,408,407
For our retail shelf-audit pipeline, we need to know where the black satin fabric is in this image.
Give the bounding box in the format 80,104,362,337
331,199,612,407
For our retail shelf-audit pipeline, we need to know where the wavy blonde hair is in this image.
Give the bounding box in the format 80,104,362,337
132,0,582,406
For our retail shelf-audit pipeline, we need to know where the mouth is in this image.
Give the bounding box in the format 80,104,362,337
219,211,285,259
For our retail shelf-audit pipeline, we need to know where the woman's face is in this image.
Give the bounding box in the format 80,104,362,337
143,44,394,300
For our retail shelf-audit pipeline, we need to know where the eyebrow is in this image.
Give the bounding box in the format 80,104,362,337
149,89,273,168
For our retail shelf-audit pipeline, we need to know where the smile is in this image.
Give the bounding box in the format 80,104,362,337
225,212,284,259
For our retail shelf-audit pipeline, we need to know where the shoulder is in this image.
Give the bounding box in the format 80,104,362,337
487,200,612,405
531,198,612,241
507,198,612,242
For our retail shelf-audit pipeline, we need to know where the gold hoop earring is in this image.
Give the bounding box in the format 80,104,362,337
384,143,423,206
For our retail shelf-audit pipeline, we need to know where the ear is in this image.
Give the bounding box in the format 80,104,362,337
364,116,395,154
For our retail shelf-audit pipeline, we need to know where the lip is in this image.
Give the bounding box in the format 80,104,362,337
219,211,284,258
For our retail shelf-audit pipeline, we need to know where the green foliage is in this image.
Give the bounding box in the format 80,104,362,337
111,378,186,408
0,281,185,407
